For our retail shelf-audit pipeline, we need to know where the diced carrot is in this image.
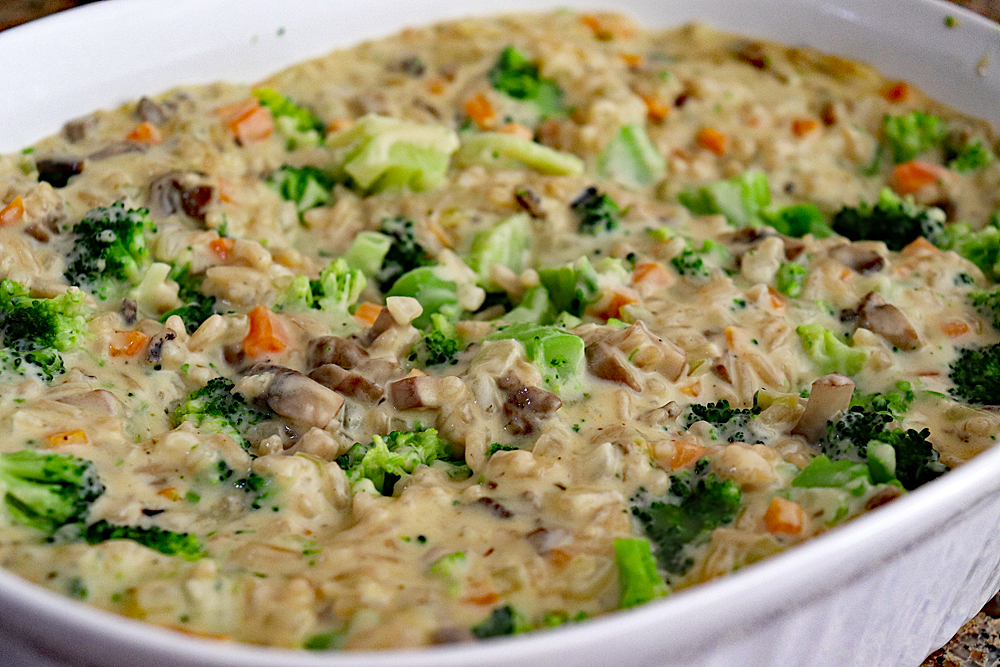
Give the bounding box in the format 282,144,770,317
889,159,949,195
671,440,706,470
462,591,500,606
353,302,384,328
580,13,636,40
588,288,639,321
0,196,24,226
47,429,87,447
497,122,533,141
901,236,940,256
791,118,819,137
243,305,288,358
463,92,497,130
764,496,805,535
695,127,729,156
108,330,149,357
426,77,447,95
126,121,163,145
640,94,672,123
620,53,644,68
942,319,970,338
632,261,671,287
214,98,273,144
213,98,258,122
158,487,180,501
880,81,911,103
209,237,235,260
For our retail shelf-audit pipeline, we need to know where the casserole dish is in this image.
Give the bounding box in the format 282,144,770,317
1,0,1000,666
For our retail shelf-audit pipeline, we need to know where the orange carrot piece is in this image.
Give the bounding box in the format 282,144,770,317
243,305,287,358
126,121,163,144
767,286,786,309
632,261,671,287
0,196,24,226
215,98,273,144
620,53,644,68
497,122,533,141
588,288,638,321
889,159,949,195
942,320,970,338
764,497,805,535
325,118,353,134
209,237,235,260
901,236,940,256
463,591,500,606
47,429,87,447
354,302,384,328
463,92,497,130
108,330,150,357
640,94,672,123
880,81,911,103
580,13,636,40
791,118,819,137
696,127,729,156
158,487,180,501
671,440,706,470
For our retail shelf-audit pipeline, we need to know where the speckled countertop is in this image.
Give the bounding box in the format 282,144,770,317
0,0,999,665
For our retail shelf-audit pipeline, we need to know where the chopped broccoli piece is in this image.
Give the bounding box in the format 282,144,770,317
849,381,915,416
792,455,870,494
946,138,995,172
429,551,468,597
486,443,520,456
970,289,1000,330
64,202,156,300
882,111,946,163
949,343,1000,406
536,258,600,317
483,322,585,394
174,377,271,451
935,215,1000,282
283,259,366,329
542,610,588,627
631,461,742,578
678,170,770,228
489,46,562,117
684,399,764,444
759,203,833,238
337,427,465,495
614,537,669,609
253,88,324,149
472,604,532,639
267,165,333,215
83,520,204,561
501,284,554,324
412,313,465,366
386,266,459,329
326,114,460,193
599,124,666,189
796,323,868,376
775,262,807,298
0,450,104,533
159,264,216,334
832,188,945,251
571,187,622,236
342,230,393,277
670,239,730,278
375,216,433,293
467,214,532,286
455,132,583,175
0,280,89,381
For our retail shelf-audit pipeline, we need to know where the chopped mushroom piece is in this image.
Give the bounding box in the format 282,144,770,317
577,321,686,381
309,364,384,403
249,363,345,429
147,172,214,221
585,341,641,391
56,390,121,416
792,373,855,441
830,244,885,274
308,335,369,371
857,291,921,351
497,372,562,435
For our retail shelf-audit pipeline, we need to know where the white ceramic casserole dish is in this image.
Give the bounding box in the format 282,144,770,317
1,1,999,666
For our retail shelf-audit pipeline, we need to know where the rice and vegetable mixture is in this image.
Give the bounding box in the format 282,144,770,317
0,10,998,649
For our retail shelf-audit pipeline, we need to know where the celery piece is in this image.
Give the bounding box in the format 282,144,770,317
386,267,459,329
679,170,771,228
467,214,532,288
796,323,868,376
867,443,897,484
614,537,668,609
342,231,393,277
599,124,666,189
326,114,460,193
791,455,870,496
484,322,584,394
455,132,584,175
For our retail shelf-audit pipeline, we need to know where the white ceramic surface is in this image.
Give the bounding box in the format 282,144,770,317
1,1,1000,666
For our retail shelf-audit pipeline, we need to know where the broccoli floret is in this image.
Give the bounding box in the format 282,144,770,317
775,262,807,298
282,259,366,335
0,450,104,533
571,187,621,235
337,427,466,495
881,111,946,163
386,267,460,329
0,280,89,381
849,381,915,416
670,240,730,278
599,124,666,189
536,258,600,317
758,203,833,238
935,215,1000,282
174,377,271,451
678,170,770,228
64,202,156,300
483,322,585,394
253,88,324,149
832,188,945,251
159,264,216,334
949,343,1000,406
796,323,868,376
489,46,562,117
267,165,334,215
683,400,763,444
471,604,532,639
614,537,669,609
411,313,464,366
631,461,741,578
946,138,995,172
375,216,433,293
970,289,1000,330
455,132,584,175
83,520,204,561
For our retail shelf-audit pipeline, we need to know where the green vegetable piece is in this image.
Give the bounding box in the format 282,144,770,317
471,604,532,639
572,188,622,236
796,323,868,376
670,239,730,278
303,632,341,650
678,170,770,228
759,203,833,238
489,46,563,117
64,202,156,300
614,537,668,609
159,263,216,335
832,188,945,251
337,427,458,495
502,285,554,324
684,400,763,444
455,132,583,175
467,214,532,286
599,124,666,189
415,313,465,366
0,280,90,381
775,262,807,298
867,442,897,484
946,136,995,172
326,114,460,193
936,215,1000,282
536,257,600,317
849,381,915,416
0,450,104,533
484,322,585,394
429,551,468,597
386,267,459,329
950,343,1000,406
882,111,945,163
792,455,870,495
174,377,271,452
267,165,333,214
342,230,393,277
253,88,324,149
376,215,433,292
83,520,204,561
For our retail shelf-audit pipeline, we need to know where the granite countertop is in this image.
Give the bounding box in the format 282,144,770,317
0,0,998,665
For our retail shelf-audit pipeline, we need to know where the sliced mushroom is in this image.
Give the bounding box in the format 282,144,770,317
365,307,395,345
63,117,94,143
515,187,545,218
830,245,884,274
147,172,214,222
119,299,138,325
88,142,147,161
732,40,771,69
585,341,640,391
792,373,855,441
56,389,120,417
593,321,686,381
497,373,561,436
35,157,84,189
146,329,177,363
474,497,513,519
24,218,58,243
389,376,438,410
137,96,172,125
857,292,920,351
309,364,384,403
307,335,369,371
250,363,345,429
